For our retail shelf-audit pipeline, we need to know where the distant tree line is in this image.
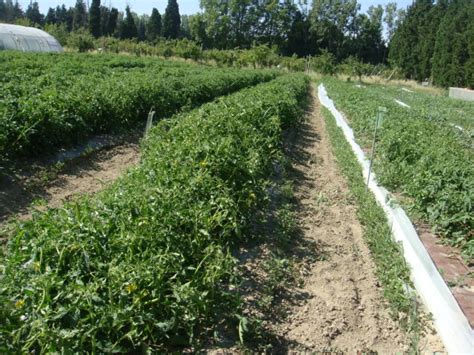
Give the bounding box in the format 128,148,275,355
389,0,474,88
0,0,179,41
0,0,472,88
0,0,403,64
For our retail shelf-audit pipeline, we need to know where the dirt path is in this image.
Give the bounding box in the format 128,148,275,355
0,141,140,229
261,88,406,351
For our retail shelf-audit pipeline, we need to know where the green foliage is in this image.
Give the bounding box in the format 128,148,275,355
432,0,474,88
0,52,277,159
72,0,87,31
0,74,309,352
163,0,181,39
341,56,370,82
88,0,101,38
44,23,69,46
120,5,138,39
67,28,95,52
324,78,474,258
390,0,473,88
311,51,337,75
147,8,162,41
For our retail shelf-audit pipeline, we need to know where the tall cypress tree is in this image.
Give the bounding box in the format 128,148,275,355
89,0,101,38
163,0,181,39
45,7,57,24
107,7,119,36
147,8,162,41
389,1,434,80
26,2,44,26
432,0,473,88
120,6,138,39
73,0,87,30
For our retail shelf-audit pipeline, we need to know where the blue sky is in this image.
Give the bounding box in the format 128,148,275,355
19,1,413,16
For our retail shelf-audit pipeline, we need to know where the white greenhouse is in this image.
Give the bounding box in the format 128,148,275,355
0,23,63,52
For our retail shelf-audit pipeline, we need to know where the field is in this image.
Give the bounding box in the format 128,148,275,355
1,52,472,352
323,78,474,258
0,52,276,159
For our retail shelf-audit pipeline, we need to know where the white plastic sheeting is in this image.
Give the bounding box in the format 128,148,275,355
394,99,411,108
318,83,474,354
0,24,63,52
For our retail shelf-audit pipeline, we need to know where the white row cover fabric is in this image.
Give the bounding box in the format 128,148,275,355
318,83,474,354
0,23,63,52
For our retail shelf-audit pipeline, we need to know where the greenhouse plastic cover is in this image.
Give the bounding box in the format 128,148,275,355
0,24,63,52
318,83,474,354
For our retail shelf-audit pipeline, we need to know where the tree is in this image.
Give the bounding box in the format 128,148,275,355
107,8,119,36
189,13,210,48
163,0,181,39
389,0,437,81
45,7,57,25
285,10,312,56
256,0,295,48
55,5,73,31
137,16,147,41
73,0,88,30
384,2,405,42
26,2,44,26
0,1,24,23
180,15,191,39
432,0,473,88
89,0,101,38
120,6,138,39
351,6,385,64
147,8,162,41
310,0,360,60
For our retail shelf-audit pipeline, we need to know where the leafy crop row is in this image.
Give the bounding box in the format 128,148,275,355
324,78,473,259
0,52,277,159
0,74,310,352
346,83,474,131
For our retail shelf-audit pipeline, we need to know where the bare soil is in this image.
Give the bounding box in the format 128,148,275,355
217,89,444,352
0,139,140,232
269,90,407,351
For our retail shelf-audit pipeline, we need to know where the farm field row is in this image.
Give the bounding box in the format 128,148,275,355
0,74,310,352
0,52,277,159
323,78,473,259
356,81,474,131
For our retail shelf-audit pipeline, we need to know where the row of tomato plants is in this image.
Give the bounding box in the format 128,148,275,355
0,52,277,159
324,78,473,259
0,74,310,352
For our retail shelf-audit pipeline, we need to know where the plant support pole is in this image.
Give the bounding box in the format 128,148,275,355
145,109,156,138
